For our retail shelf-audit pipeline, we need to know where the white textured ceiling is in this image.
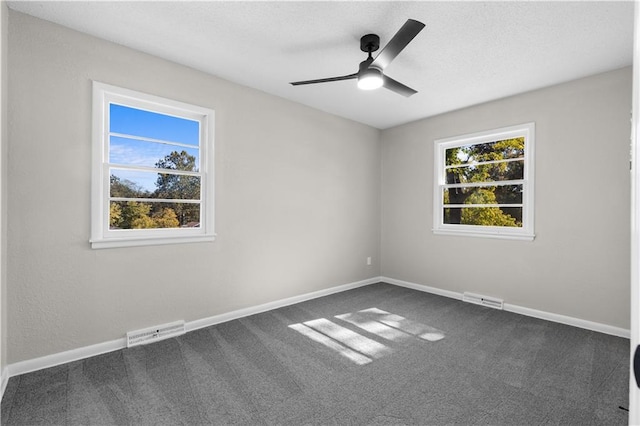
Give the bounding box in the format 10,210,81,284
7,1,634,129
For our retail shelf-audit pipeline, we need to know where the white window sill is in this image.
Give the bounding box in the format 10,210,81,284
433,229,535,241
90,234,216,249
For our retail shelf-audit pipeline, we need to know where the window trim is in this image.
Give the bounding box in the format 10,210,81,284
91,81,215,249
433,122,535,241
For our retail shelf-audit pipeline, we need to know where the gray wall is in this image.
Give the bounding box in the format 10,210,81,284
381,67,632,329
7,11,381,364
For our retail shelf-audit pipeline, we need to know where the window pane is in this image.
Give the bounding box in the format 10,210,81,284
444,207,523,227
445,137,524,166
109,136,200,169
446,160,523,184
110,201,201,230
110,103,199,145
110,170,156,196
154,173,201,200
443,185,523,205
110,169,201,200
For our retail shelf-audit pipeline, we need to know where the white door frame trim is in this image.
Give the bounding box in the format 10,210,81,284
629,2,640,422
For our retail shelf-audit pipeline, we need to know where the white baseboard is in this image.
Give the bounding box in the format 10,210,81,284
5,276,381,380
1,366,8,401
186,276,379,332
503,303,630,338
8,337,126,379
382,276,463,301
4,275,629,384
381,276,630,339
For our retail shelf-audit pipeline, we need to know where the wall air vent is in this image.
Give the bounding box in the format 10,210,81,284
462,292,504,310
126,320,185,348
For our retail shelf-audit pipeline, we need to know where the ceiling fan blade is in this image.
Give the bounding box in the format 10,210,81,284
371,19,425,70
290,73,358,86
382,75,417,97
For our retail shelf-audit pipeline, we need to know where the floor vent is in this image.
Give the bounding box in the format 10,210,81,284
126,320,185,348
462,292,504,310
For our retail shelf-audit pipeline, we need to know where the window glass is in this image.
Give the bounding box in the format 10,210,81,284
109,136,200,168
110,104,199,145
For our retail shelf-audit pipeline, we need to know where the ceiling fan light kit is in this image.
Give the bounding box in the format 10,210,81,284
357,67,383,90
290,19,425,97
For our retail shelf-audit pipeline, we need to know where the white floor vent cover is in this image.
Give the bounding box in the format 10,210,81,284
126,320,186,348
462,292,504,310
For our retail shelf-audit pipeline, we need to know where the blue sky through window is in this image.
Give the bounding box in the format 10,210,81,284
109,104,200,192
110,104,199,144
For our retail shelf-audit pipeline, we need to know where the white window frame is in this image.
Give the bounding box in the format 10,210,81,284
91,81,215,249
433,122,535,241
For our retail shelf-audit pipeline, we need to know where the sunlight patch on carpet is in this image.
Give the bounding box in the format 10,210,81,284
288,323,372,365
355,308,445,342
288,308,444,365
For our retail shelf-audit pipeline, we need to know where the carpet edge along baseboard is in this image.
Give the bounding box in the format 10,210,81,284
2,275,630,399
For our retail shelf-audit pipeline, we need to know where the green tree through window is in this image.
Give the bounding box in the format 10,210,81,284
109,150,200,230
444,137,524,227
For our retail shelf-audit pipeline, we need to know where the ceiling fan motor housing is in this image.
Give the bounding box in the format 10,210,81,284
359,59,379,73
360,34,380,53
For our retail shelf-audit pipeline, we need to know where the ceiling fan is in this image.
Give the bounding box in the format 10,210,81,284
290,19,425,97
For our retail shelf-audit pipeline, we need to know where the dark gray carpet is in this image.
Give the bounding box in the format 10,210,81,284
1,282,630,425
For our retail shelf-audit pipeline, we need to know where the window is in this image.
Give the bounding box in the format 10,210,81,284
433,123,535,240
91,82,215,249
